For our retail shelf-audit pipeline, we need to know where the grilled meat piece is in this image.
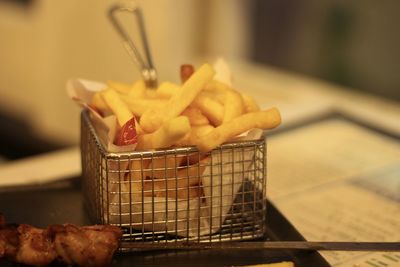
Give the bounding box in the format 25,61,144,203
50,224,122,267
0,214,122,267
16,224,57,267
0,224,19,260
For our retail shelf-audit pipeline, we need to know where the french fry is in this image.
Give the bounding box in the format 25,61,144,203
223,89,245,123
144,89,159,99
143,181,203,199
173,130,192,147
123,159,153,201
188,124,214,146
100,88,133,127
195,107,281,152
186,152,210,166
107,80,131,94
127,158,151,181
136,116,191,150
128,79,146,98
140,64,215,133
90,91,111,116
181,107,210,126
174,123,215,147
142,157,209,199
192,124,215,136
241,93,261,113
199,90,225,104
144,155,186,180
156,81,180,98
191,92,224,126
204,80,230,94
121,97,168,117
205,80,245,122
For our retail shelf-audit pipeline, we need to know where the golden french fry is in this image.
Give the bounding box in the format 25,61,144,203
172,131,191,147
128,79,146,98
136,116,191,150
127,155,185,200
127,158,151,181
144,155,186,180
142,157,209,199
223,89,245,123
205,80,245,122
107,80,131,94
204,80,230,94
199,90,225,104
156,81,180,98
140,64,215,133
144,181,203,199
191,92,224,126
192,124,215,136
121,97,168,117
90,91,111,116
174,123,214,147
135,121,145,135
241,93,260,113
196,107,281,152
100,89,133,127
188,124,214,146
181,107,210,126
186,153,210,166
144,89,159,99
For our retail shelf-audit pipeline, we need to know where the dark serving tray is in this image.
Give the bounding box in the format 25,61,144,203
0,178,330,267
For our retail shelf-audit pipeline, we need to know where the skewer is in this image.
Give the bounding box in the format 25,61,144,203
120,241,400,252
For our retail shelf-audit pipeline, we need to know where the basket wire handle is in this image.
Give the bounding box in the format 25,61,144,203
108,3,158,88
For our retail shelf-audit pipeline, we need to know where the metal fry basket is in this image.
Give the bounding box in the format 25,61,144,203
80,111,267,249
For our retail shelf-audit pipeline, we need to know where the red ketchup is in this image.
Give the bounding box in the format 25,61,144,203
114,117,137,146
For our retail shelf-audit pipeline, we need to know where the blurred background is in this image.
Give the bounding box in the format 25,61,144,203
0,0,399,160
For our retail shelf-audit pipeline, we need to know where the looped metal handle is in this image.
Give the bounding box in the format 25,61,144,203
108,2,158,88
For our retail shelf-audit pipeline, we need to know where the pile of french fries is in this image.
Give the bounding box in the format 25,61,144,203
90,63,281,153
90,63,281,200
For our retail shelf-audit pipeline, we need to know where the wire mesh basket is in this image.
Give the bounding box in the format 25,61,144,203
80,111,267,249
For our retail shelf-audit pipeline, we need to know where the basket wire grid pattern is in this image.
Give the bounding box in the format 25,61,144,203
81,111,267,248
